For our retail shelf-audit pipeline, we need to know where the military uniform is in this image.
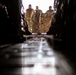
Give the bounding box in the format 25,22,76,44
32,9,42,34
24,8,34,33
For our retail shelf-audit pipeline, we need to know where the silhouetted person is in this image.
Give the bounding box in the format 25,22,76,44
46,6,54,19
24,4,34,34
32,6,42,34
45,6,54,35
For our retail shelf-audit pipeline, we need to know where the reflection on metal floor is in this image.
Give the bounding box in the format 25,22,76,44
0,35,73,75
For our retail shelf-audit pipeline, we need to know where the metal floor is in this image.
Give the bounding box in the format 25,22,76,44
0,35,74,75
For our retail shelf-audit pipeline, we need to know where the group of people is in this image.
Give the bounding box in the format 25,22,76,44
24,4,54,35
